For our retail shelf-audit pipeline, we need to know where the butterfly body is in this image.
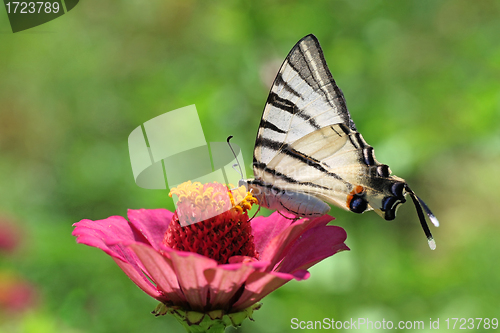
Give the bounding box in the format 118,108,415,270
243,178,331,217
241,34,439,249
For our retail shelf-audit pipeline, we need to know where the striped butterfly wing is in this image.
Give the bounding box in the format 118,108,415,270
248,34,439,249
253,34,355,171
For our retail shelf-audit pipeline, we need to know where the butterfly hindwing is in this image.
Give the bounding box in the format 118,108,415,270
255,123,405,217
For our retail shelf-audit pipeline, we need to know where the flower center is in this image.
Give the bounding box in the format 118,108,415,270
164,181,259,264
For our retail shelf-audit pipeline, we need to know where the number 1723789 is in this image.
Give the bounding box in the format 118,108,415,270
5,2,60,14
445,318,498,330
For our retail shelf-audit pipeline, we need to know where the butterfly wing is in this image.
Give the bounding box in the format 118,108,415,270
260,123,407,218
253,34,355,173
248,34,438,250
251,35,405,218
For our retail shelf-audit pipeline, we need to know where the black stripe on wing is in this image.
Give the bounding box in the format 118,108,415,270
260,119,287,134
267,92,295,114
287,34,355,130
254,137,347,184
254,137,284,152
266,92,321,130
252,162,331,190
355,134,377,167
282,145,345,181
274,72,301,99
344,130,378,167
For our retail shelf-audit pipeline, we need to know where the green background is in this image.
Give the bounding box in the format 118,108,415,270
1,0,499,332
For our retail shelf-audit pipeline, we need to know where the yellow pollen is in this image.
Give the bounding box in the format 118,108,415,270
169,181,258,214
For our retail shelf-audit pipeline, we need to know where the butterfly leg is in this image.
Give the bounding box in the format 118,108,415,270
277,210,300,222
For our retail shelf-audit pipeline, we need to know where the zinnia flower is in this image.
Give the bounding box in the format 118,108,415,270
72,181,348,332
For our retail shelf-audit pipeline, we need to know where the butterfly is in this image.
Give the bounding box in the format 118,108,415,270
239,34,439,249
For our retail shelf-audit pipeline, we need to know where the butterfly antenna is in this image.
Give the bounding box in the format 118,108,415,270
227,136,244,179
406,186,436,250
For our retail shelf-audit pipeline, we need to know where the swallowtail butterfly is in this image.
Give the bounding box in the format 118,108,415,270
240,34,439,249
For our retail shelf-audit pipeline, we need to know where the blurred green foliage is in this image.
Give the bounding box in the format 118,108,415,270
1,0,499,332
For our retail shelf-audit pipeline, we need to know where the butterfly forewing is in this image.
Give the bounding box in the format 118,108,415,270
254,34,353,170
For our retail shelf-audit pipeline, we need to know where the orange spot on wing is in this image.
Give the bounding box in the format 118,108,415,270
346,186,365,208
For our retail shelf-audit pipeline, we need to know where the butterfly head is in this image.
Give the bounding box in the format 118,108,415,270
239,179,271,211
238,179,249,190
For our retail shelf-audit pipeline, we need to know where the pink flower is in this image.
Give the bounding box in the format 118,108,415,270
72,182,348,329
0,273,39,313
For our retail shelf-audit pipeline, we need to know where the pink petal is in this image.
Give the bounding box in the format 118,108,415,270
259,214,334,270
72,216,148,261
231,269,310,311
129,243,187,306
112,257,166,301
166,250,218,312
251,212,294,255
203,264,255,310
73,217,156,283
127,209,173,251
277,225,349,273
